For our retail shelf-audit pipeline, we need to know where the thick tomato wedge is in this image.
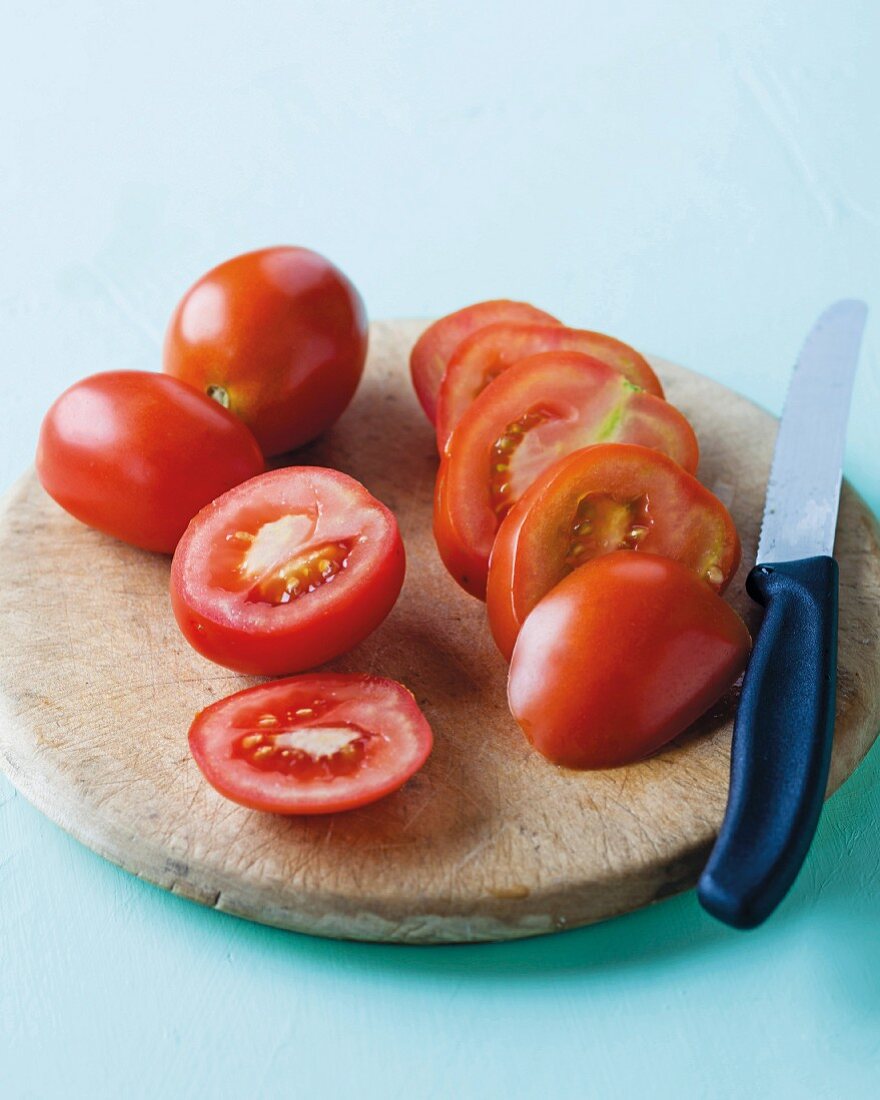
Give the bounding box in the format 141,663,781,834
508,552,751,769
189,674,433,814
435,322,662,448
163,247,368,456
487,443,741,659
171,467,405,676
434,352,698,598
36,371,264,553
409,300,559,423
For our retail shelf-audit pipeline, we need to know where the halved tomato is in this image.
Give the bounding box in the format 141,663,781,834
435,323,662,449
486,443,741,658
409,301,559,423
189,674,433,814
171,467,405,675
507,552,751,769
434,352,698,598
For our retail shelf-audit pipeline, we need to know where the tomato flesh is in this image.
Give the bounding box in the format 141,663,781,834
171,467,405,675
36,371,264,553
163,247,368,456
435,323,662,449
434,352,698,598
487,443,741,658
508,552,751,769
410,301,559,423
189,674,433,814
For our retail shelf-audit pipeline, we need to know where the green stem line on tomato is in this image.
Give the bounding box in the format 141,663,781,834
435,322,662,450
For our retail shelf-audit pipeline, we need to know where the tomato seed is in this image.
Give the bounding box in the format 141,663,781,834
564,493,652,568
489,408,552,518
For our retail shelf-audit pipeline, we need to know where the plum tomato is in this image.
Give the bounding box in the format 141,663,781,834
508,552,751,769
36,371,264,553
409,300,559,424
433,352,699,598
435,322,663,449
487,443,741,659
170,467,405,676
189,674,433,814
163,247,368,456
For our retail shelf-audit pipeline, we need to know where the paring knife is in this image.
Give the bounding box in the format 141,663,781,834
697,299,868,929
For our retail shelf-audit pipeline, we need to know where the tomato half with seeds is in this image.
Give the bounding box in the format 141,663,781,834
435,323,662,449
36,371,264,553
171,467,405,675
508,552,751,769
410,300,559,423
189,674,433,814
487,443,741,659
434,352,698,598
163,247,368,456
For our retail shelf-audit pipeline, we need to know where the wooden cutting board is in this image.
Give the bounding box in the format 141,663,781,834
1,319,879,944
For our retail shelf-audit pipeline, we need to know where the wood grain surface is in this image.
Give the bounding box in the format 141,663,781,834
1,319,878,944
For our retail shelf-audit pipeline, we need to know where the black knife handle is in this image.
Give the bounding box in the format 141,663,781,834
697,556,838,929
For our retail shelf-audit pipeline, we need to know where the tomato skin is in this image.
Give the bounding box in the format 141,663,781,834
410,301,559,423
163,247,368,456
487,443,741,659
434,352,698,599
435,323,662,449
36,371,264,553
508,552,751,769
189,674,433,814
171,467,405,676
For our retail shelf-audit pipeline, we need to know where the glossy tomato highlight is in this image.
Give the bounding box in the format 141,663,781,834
189,674,432,814
487,443,741,659
163,247,368,456
36,371,264,553
508,552,751,769
434,352,698,598
410,300,559,423
171,467,405,675
435,322,662,448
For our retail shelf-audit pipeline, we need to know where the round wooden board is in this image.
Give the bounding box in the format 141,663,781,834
2,320,879,944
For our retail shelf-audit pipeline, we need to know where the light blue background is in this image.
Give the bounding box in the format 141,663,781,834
2,2,879,1097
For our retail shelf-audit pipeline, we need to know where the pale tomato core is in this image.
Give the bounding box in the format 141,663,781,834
232,701,377,782
210,510,358,605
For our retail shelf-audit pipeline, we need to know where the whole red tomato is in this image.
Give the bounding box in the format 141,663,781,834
508,552,751,769
36,371,264,553
163,247,368,456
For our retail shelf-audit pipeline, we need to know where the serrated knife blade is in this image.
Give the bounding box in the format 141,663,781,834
757,299,868,564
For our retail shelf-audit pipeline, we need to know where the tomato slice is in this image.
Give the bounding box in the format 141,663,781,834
435,323,663,449
507,552,751,769
410,301,559,423
486,443,741,659
189,674,433,814
433,352,698,598
171,467,405,676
